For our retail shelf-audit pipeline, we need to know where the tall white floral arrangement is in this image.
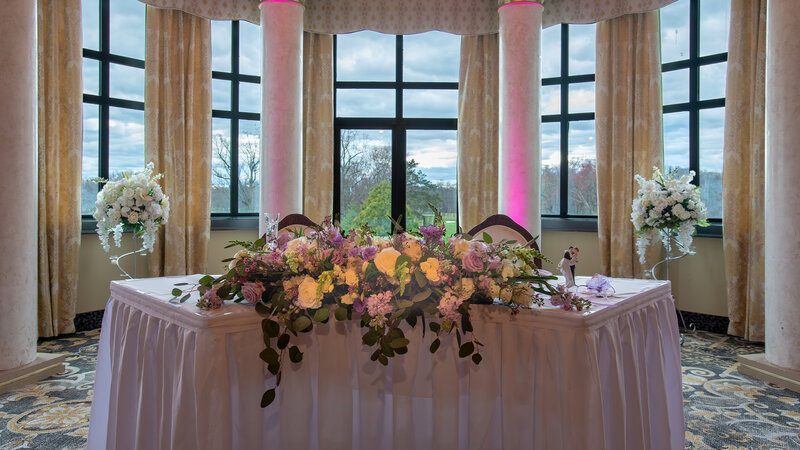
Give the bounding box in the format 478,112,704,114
93,162,170,253
631,167,709,264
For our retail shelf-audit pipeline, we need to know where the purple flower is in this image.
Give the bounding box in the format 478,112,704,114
199,284,224,309
462,251,485,272
241,281,265,304
353,296,366,314
348,248,362,258
361,246,378,261
419,225,444,245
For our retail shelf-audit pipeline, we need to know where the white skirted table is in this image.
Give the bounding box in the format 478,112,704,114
88,275,684,450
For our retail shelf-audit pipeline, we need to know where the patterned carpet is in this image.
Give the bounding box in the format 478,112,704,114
0,330,798,449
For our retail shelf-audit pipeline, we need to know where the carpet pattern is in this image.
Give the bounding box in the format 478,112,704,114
0,330,798,449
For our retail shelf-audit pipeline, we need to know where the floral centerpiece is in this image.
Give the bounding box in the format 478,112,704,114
93,162,170,253
173,211,589,407
631,166,709,264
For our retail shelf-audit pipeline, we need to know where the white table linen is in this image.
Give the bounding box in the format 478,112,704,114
88,275,684,450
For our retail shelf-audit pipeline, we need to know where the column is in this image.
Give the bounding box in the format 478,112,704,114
259,0,304,235
498,1,543,239
0,0,37,370
765,0,800,370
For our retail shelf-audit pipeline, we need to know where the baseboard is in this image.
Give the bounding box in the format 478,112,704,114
74,310,105,333
676,310,729,335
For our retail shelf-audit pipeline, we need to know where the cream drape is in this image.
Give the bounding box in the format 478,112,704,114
596,11,663,278
302,32,333,223
145,7,212,276
457,34,499,232
723,0,766,341
139,0,678,33
37,0,83,337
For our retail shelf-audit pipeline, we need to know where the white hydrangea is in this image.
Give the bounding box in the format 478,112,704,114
631,167,709,264
93,162,170,253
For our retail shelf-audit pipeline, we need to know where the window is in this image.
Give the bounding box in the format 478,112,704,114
334,32,460,235
540,24,598,218
211,20,262,216
81,0,146,215
660,0,729,220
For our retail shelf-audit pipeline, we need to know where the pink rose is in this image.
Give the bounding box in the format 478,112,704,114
241,281,265,304
462,251,484,272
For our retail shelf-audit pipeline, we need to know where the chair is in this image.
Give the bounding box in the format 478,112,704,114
277,213,318,237
467,214,542,269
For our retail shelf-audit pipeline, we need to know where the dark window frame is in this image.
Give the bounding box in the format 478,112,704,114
661,0,726,227
333,35,458,233
211,20,261,220
81,0,145,221
541,24,597,219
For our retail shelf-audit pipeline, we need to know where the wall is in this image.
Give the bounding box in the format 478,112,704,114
76,229,727,318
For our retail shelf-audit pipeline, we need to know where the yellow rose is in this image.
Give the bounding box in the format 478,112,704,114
419,258,440,282
451,238,470,257
402,239,423,261
458,277,475,299
341,293,355,305
374,247,402,276
286,236,309,254
488,282,501,299
501,259,517,280
499,287,513,302
297,276,322,309
344,269,359,287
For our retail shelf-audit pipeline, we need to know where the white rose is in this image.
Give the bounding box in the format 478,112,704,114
127,211,139,224
297,276,322,309
451,238,470,257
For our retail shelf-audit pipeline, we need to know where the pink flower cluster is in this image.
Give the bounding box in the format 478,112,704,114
437,291,464,323
363,291,394,327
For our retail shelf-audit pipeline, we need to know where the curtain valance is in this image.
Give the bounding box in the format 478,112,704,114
139,0,677,33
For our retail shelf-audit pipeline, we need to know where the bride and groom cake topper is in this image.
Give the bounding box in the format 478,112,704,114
557,246,579,288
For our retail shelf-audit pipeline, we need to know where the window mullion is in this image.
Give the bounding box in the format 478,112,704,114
688,0,701,181
559,24,570,218
230,21,240,215
392,35,407,230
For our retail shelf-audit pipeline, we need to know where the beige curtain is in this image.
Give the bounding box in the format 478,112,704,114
723,0,766,341
458,34,499,232
302,32,334,223
145,7,211,276
596,11,663,278
37,0,83,337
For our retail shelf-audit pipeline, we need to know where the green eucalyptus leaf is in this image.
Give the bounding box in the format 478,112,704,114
390,338,410,349
389,328,405,340
198,275,215,285
459,342,475,358
394,346,408,355
405,314,417,328
430,338,441,353
263,319,280,338
255,302,268,315
472,353,483,364
334,306,348,321
174,282,189,286
267,362,279,375
429,322,441,334
261,388,276,408
277,333,290,350
482,232,493,244
396,299,413,309
260,347,279,365
414,269,428,287
381,343,395,357
313,308,330,323
289,345,303,363
180,294,191,303
171,288,182,297
378,354,389,366
293,316,312,333
370,349,380,361
411,288,432,303
456,329,462,347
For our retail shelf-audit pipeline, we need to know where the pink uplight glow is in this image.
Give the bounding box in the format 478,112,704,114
498,2,543,11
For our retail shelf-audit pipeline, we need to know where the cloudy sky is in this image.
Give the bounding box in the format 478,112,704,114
82,0,729,212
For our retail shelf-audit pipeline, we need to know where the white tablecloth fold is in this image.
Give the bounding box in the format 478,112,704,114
88,275,684,450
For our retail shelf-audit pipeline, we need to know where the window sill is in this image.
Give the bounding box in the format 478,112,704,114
81,216,260,234
540,217,722,238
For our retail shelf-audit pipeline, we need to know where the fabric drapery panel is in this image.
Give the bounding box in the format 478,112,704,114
37,0,83,337
595,11,663,278
144,7,212,276
302,32,333,223
137,0,677,33
458,34,499,232
723,0,766,341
